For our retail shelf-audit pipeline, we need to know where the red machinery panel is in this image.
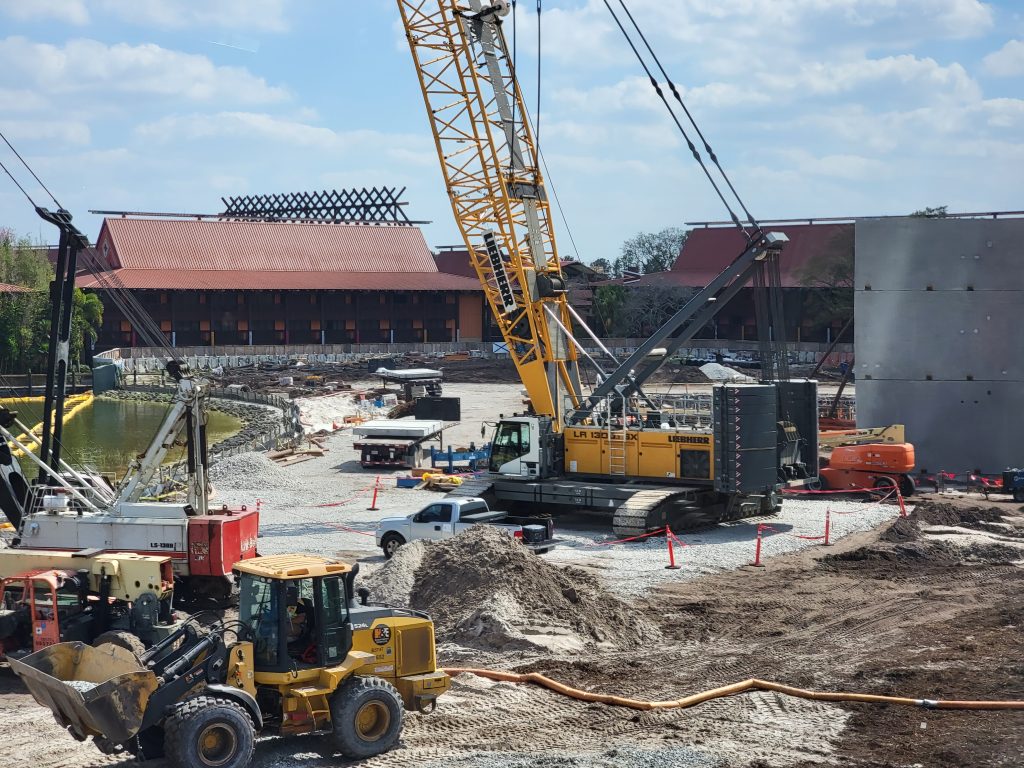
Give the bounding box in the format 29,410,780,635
188,509,260,577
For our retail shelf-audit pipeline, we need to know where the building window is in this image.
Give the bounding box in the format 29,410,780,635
120,320,132,332
238,319,249,332
160,320,172,332
198,293,207,305
160,292,169,304
274,293,282,305
310,319,321,331
274,320,285,331
200,320,210,331
309,293,318,305
237,293,246,305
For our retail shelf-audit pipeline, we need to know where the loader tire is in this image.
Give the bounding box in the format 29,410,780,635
92,630,146,660
164,695,255,768
329,676,403,759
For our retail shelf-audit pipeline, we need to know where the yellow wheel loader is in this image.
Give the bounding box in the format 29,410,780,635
10,554,449,767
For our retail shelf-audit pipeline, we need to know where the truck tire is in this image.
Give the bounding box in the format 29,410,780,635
381,533,405,559
92,630,146,660
164,695,255,768
329,676,403,759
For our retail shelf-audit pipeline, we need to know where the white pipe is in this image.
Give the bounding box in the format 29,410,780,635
0,427,103,515
564,302,622,366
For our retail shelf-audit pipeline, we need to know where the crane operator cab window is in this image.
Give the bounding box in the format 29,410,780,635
489,421,532,474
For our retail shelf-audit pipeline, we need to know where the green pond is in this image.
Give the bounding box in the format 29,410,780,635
2,397,243,481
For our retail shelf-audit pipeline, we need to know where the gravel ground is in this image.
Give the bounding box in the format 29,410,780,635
421,746,721,768
209,382,909,599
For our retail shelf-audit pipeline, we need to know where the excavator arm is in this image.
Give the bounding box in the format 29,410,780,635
399,0,582,429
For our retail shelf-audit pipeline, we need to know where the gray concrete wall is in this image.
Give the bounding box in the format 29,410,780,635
855,216,1024,473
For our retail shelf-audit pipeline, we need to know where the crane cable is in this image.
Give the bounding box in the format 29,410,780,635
501,2,582,261
0,131,62,209
535,0,542,147
612,0,760,234
599,0,752,239
0,130,176,361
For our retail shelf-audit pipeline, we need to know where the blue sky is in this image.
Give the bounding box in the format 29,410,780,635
1,0,1021,263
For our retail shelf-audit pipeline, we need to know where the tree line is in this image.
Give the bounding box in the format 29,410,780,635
0,228,103,374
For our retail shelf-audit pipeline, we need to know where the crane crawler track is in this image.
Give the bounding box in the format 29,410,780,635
612,488,769,537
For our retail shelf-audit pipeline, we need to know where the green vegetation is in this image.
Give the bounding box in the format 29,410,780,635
0,228,103,373
595,226,688,278
590,226,692,337
910,205,949,218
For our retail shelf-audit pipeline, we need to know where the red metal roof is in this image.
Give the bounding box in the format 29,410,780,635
0,282,31,293
672,223,853,288
99,217,441,272
77,269,481,291
434,248,477,279
82,217,482,292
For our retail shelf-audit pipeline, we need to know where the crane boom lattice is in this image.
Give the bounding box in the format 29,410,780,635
398,0,582,426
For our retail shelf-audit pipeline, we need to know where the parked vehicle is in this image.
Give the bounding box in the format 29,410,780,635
375,498,555,558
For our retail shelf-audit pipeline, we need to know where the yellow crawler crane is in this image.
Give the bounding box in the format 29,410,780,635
399,0,819,536
10,554,449,768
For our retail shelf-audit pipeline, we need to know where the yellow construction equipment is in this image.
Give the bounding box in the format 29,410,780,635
818,424,906,450
11,553,448,768
399,0,820,536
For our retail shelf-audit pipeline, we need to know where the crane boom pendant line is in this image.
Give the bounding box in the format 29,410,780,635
398,0,583,428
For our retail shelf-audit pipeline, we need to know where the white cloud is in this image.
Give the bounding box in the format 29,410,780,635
0,0,88,25
0,119,90,146
0,37,289,105
776,148,888,181
0,88,50,112
97,0,291,33
135,112,434,167
0,0,291,32
759,55,981,102
983,39,1024,77
137,112,346,148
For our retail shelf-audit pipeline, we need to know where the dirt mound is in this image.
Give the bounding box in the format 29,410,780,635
822,541,958,575
880,501,1006,543
364,527,659,652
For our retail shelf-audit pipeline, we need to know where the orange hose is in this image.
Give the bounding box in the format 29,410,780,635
443,668,1024,712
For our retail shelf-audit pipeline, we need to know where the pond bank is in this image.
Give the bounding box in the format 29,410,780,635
99,389,286,456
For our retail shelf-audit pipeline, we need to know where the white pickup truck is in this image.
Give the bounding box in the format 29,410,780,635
375,497,556,558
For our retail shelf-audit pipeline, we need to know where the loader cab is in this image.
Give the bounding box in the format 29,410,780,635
236,555,355,673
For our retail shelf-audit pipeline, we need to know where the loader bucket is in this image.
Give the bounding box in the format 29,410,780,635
9,641,159,744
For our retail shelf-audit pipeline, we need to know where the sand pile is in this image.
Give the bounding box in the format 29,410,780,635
362,527,659,652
